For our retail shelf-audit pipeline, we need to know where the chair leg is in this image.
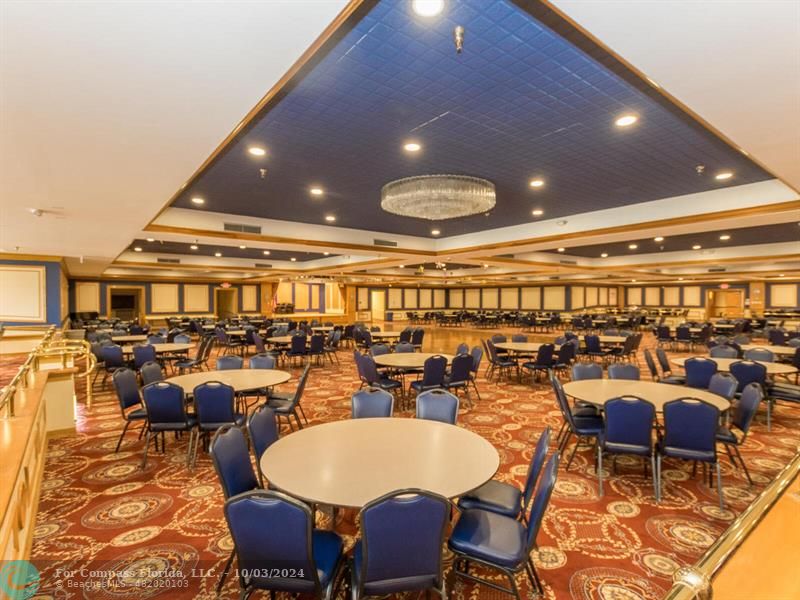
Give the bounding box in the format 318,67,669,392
715,462,725,510
733,445,753,486
216,549,236,594
597,445,603,496
565,436,581,471
141,430,151,469
656,454,662,504
115,420,132,453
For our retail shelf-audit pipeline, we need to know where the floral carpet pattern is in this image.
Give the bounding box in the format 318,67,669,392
27,329,800,599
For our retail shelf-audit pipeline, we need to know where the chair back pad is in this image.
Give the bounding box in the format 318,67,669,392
211,425,259,498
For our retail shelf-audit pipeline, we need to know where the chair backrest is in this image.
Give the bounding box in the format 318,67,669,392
194,381,237,425
710,344,738,359
743,347,775,363
584,335,601,353
535,344,555,367
253,332,266,354
655,347,672,374
370,343,391,357
448,354,472,385
662,398,719,455
250,353,276,369
521,426,551,511
643,349,660,380
511,334,527,343
469,346,483,374
608,363,640,380
455,342,469,355
524,452,559,552
133,344,157,369
731,383,763,437
172,333,191,344
732,334,751,345
112,368,141,411
603,396,654,449
571,362,603,380
291,365,312,405
416,389,459,424
768,329,787,345
411,328,424,345
420,355,448,387
147,334,166,345
290,333,307,353
399,329,412,343
223,490,322,595
101,344,125,368
217,355,243,370
490,334,506,343
142,381,188,425
247,405,279,466
395,342,415,353
707,373,738,400
210,424,259,498
729,360,767,392
676,326,692,341
351,388,394,418
684,357,717,389
356,489,450,596
555,342,575,366
309,334,325,353
140,361,164,385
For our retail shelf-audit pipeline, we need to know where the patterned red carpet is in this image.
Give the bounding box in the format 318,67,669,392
30,331,800,599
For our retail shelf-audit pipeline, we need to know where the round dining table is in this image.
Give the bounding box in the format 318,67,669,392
371,331,402,340
261,418,499,508
578,335,628,344
494,341,549,354
312,326,334,333
671,356,797,376
739,344,797,357
120,342,194,354
563,379,730,413
373,352,454,369
266,335,294,345
112,334,148,343
166,368,291,393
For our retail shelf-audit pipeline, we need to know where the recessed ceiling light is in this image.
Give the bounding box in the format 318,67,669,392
403,142,421,152
190,244,198,250
248,146,266,157
412,0,444,17
323,252,330,256
290,257,297,262
631,279,637,283
133,247,142,252
615,114,638,127
532,209,544,216
692,244,702,250
557,247,565,252
310,187,324,196
715,171,734,181
719,234,731,241
239,245,247,249
325,215,336,222
191,197,205,205
628,243,638,250
779,274,785,277
431,229,441,236
529,179,545,188
653,236,664,242
146,237,155,242
483,264,489,268
214,252,222,257
262,250,270,256
600,252,608,258
678,277,684,281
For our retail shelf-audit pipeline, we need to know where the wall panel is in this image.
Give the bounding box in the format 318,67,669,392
586,286,598,307
627,287,642,306
419,288,432,309
0,265,46,322
520,287,541,310
683,286,701,307
357,287,369,310
403,288,418,309
449,289,464,309
241,285,258,312
276,282,293,304
388,288,403,309
295,283,309,310
500,287,519,309
543,286,565,310
433,289,446,308
644,287,661,306
151,284,179,313
598,287,608,306
663,287,681,306
184,284,209,313
481,288,499,309
75,281,100,313
769,284,798,308
464,289,480,308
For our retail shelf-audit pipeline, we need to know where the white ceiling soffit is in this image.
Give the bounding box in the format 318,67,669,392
0,0,349,265
553,0,800,191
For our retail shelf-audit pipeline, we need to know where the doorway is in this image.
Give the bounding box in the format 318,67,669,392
108,287,144,322
706,289,744,319
215,288,238,320
370,290,386,323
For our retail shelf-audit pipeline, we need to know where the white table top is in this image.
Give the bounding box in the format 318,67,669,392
373,352,454,369
740,344,797,357
267,335,300,344
167,368,291,392
312,326,334,332
672,356,797,376
262,418,499,508
371,331,402,339
563,379,730,413
112,334,148,342
712,323,736,329
494,341,548,353
121,342,194,354
578,335,628,344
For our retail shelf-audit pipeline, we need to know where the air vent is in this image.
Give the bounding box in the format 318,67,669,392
157,258,180,264
224,222,262,234
254,263,272,268
373,238,397,247
498,253,514,258
549,276,560,280
559,259,577,265
708,267,727,273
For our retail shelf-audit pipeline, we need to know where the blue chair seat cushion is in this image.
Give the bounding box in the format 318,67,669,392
409,380,439,392
175,359,198,368
715,426,740,444
198,413,245,430
312,530,344,588
494,359,517,368
769,383,800,402
125,407,148,421
602,440,652,457
267,398,295,413
374,378,402,390
448,509,526,569
149,416,197,432
457,480,522,518
658,444,715,462
520,361,552,371
572,403,600,417
660,375,686,385
352,542,438,595
572,415,604,434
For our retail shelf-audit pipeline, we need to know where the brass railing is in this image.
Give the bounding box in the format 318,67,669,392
665,448,800,599
0,327,96,417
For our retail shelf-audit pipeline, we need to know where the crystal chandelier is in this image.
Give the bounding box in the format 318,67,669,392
381,175,496,221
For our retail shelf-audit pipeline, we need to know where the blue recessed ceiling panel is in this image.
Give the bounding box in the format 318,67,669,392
171,0,772,238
